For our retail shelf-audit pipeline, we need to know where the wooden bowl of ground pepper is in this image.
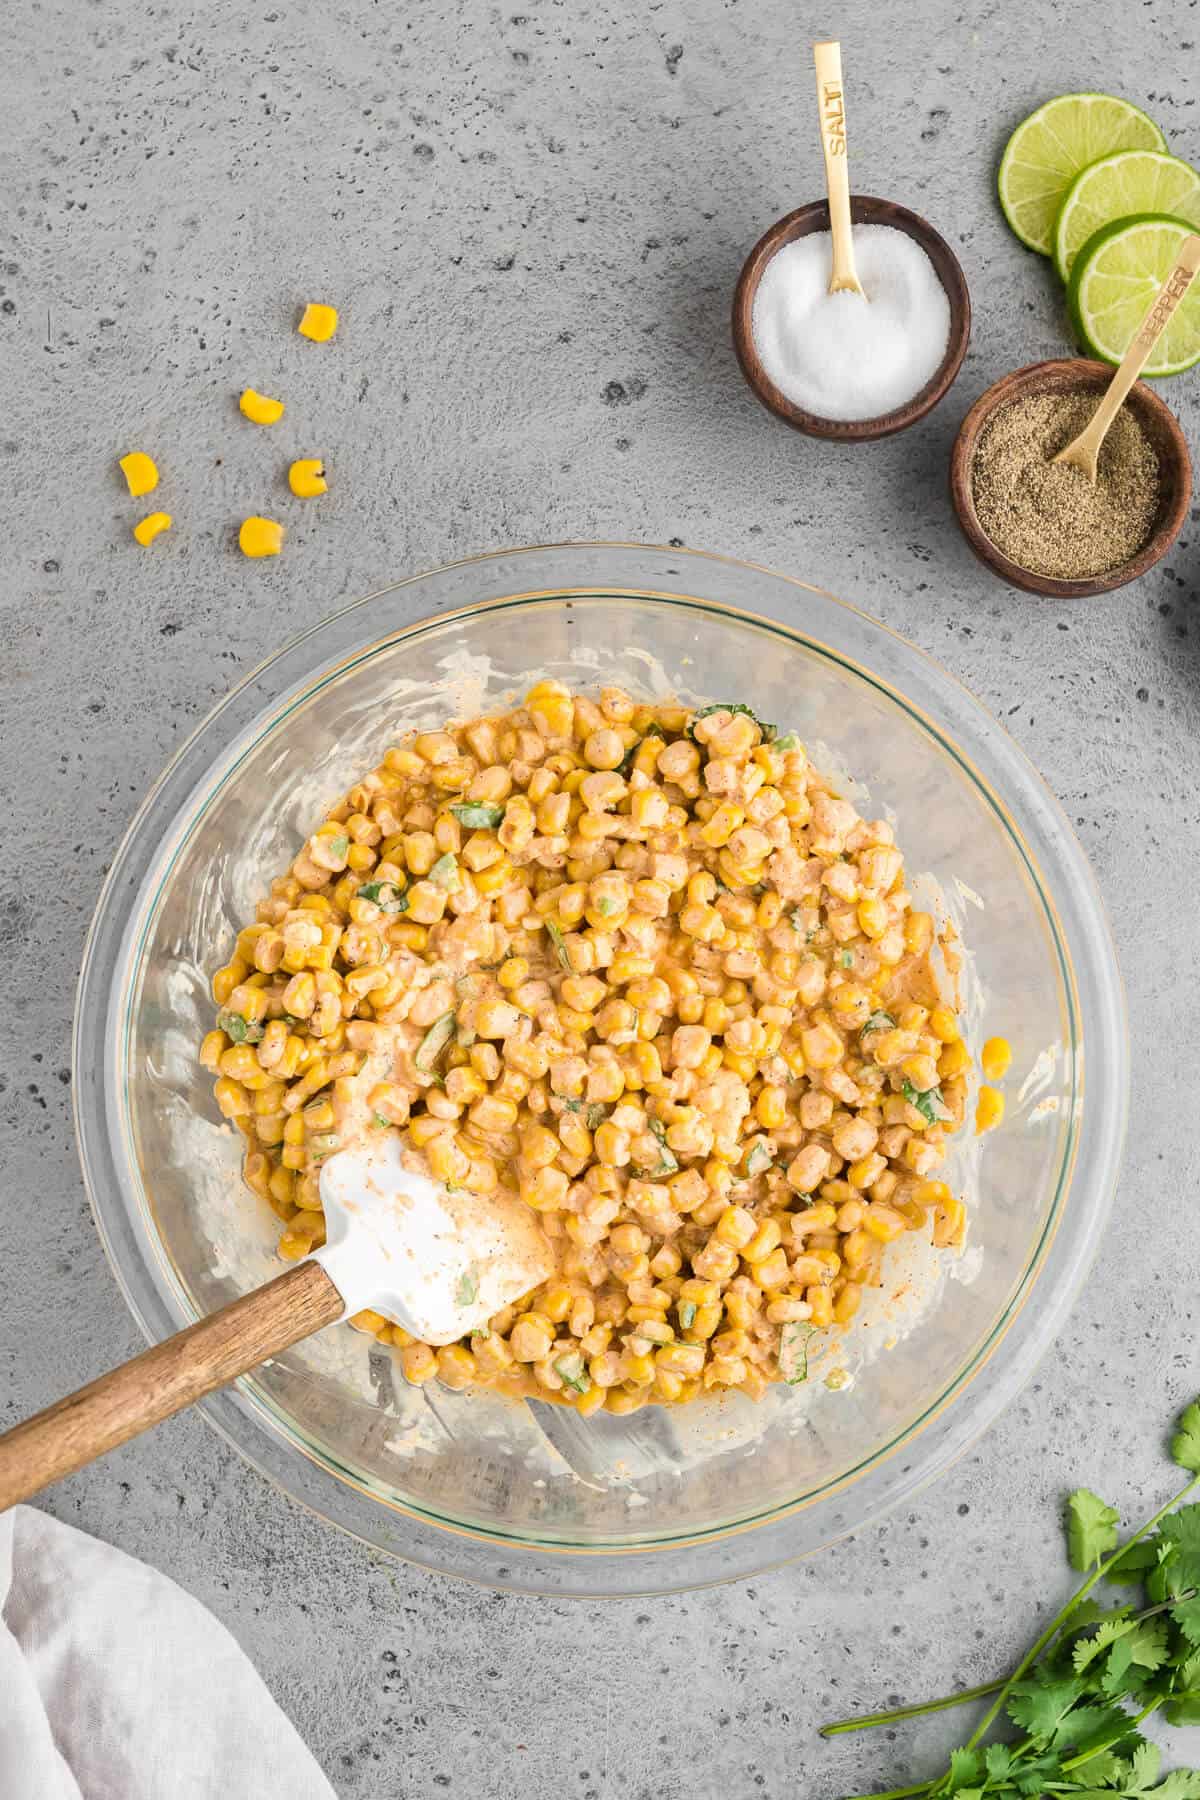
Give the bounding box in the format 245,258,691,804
949,358,1191,598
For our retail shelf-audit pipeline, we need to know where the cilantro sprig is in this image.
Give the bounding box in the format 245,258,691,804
819,1396,1200,1800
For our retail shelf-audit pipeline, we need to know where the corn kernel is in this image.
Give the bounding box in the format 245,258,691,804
929,1005,960,1044
297,302,339,342
975,1086,1005,1134
938,1039,972,1081
755,1084,787,1129
132,511,172,546
932,1195,967,1248
239,388,285,425
981,1036,1012,1082
833,1282,862,1324
288,458,328,498
118,451,159,497
239,516,284,558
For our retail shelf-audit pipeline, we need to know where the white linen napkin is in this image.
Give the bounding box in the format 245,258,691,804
0,1505,335,1800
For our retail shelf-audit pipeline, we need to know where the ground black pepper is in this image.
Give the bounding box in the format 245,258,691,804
971,390,1163,580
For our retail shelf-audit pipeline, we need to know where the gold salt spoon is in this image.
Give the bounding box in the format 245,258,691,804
813,38,865,297
1054,232,1200,483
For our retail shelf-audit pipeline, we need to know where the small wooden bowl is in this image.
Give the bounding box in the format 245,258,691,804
731,195,972,441
949,358,1192,598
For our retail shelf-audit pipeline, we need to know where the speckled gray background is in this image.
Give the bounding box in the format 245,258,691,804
4,0,1200,1794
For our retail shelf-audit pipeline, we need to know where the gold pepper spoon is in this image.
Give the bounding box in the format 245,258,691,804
1054,233,1200,483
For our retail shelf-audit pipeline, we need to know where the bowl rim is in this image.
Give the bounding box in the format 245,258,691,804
949,357,1193,598
731,195,972,440
72,541,1129,1595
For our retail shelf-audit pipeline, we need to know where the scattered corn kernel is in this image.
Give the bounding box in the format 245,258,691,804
297,302,338,343
239,516,284,559
288,458,328,498
132,511,172,547
981,1036,1012,1082
119,451,159,497
239,388,285,425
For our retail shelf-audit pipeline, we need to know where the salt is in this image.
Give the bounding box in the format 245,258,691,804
750,224,951,422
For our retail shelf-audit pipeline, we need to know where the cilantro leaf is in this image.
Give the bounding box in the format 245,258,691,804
901,1077,952,1125
946,1746,982,1792
1127,1616,1171,1674
1154,1775,1200,1799
554,1352,591,1396
216,1009,264,1045
779,1321,814,1385
641,1117,679,1176
1010,1751,1073,1794
1173,1402,1200,1474
1073,1615,1135,1675
746,1140,774,1177
1078,1748,1128,1790
428,851,460,890
1165,1692,1200,1727
1061,1596,1113,1633
1069,1488,1122,1571
357,879,409,914
1051,1700,1137,1753
983,1744,1013,1783
454,1270,478,1307
1008,1670,1086,1740
1171,1596,1200,1646
1109,1537,1164,1584
1161,1506,1200,1558
1126,1742,1163,1793
449,802,505,830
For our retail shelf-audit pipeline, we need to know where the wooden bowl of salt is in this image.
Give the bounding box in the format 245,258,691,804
732,195,972,441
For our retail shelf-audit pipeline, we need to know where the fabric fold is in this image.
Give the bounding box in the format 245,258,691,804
0,1506,334,1800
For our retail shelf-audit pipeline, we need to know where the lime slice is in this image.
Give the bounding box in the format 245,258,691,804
998,93,1165,255
1054,149,1200,279
1068,212,1200,375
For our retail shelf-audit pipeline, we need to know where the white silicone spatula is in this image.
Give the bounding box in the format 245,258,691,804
0,1136,553,1511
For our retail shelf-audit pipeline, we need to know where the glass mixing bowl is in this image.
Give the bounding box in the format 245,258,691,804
73,544,1127,1596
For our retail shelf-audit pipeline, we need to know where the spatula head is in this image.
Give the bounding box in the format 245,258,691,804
314,1132,554,1345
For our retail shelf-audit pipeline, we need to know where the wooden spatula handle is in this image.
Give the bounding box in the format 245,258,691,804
0,1260,343,1512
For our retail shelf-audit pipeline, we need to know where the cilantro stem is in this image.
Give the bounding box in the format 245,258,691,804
838,1782,935,1800
963,1467,1200,1752
819,1678,1005,1738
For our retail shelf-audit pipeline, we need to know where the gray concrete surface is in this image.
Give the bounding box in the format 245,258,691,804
3,0,1200,1793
